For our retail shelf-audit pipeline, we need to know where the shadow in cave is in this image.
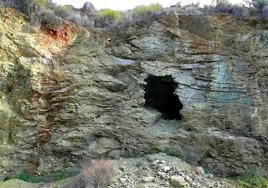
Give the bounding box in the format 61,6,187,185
144,75,183,120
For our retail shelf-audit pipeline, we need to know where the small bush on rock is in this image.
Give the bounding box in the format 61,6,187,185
97,9,123,26
31,0,48,9
178,3,202,15
23,0,50,15
77,159,114,188
206,0,247,18
66,12,95,27
133,3,162,17
40,11,64,30
218,4,247,17
54,5,71,17
164,148,181,158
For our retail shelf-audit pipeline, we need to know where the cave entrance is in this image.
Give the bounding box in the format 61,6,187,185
144,75,183,120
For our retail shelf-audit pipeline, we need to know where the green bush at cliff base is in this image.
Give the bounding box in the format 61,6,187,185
234,175,268,188
5,170,78,183
148,147,181,158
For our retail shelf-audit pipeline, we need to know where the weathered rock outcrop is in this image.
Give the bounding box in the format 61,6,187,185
0,7,267,180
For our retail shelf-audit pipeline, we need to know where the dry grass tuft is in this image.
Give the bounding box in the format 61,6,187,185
74,159,114,188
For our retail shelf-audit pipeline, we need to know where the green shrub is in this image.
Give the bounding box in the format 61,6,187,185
213,0,229,6
122,150,139,158
132,3,162,17
9,0,52,18
40,11,64,30
31,0,49,9
147,147,181,158
234,175,268,188
96,9,124,27
148,147,162,154
209,2,247,17
5,170,78,183
54,5,72,17
97,9,123,22
164,148,181,158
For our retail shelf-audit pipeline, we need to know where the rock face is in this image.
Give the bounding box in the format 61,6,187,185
81,1,97,16
82,1,96,14
0,7,267,180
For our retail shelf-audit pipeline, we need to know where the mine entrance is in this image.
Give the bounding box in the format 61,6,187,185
144,75,183,120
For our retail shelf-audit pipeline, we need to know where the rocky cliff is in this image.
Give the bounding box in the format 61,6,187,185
0,6,267,182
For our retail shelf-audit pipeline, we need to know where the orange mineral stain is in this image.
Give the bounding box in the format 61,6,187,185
39,22,79,51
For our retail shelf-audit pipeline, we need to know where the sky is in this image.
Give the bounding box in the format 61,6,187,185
52,0,245,10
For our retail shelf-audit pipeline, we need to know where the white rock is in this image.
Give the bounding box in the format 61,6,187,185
142,176,154,182
159,164,171,172
120,177,127,183
159,160,166,164
164,182,170,186
208,173,214,178
170,175,188,188
152,160,160,165
184,175,191,182
191,182,197,187
158,171,167,178
196,167,205,175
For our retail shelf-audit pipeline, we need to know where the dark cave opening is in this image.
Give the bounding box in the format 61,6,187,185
144,75,183,120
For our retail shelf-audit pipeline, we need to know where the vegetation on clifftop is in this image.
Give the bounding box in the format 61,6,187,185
0,0,268,186
96,9,123,26
1,0,268,30
132,3,163,17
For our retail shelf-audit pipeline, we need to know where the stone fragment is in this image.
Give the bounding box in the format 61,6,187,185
142,176,154,182
158,171,167,178
152,160,160,166
119,166,125,172
158,164,171,172
196,167,205,175
170,175,188,188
